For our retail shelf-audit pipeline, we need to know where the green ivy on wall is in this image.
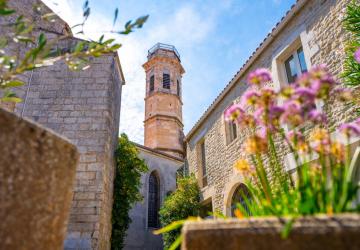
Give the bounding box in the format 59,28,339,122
111,133,148,250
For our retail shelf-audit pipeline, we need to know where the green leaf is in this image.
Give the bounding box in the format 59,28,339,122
0,37,7,48
281,217,295,239
3,80,25,88
1,96,22,103
0,8,15,15
153,220,185,235
168,235,183,250
110,44,121,51
124,20,132,30
83,1,90,20
113,8,119,26
135,15,149,28
38,33,46,45
16,36,34,43
99,35,104,44
74,41,85,52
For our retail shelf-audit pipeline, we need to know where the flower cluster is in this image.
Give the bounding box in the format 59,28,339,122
224,65,355,144
223,64,358,181
247,68,272,86
338,118,360,137
225,65,359,220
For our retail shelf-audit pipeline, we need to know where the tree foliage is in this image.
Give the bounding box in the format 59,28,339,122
342,1,360,87
159,175,200,250
0,0,148,102
111,134,148,250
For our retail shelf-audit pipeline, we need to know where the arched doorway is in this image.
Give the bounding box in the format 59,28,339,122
148,171,160,228
230,183,251,217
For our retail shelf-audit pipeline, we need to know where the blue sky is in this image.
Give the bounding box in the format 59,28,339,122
44,0,295,143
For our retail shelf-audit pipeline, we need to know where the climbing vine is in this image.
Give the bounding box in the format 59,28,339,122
111,133,148,250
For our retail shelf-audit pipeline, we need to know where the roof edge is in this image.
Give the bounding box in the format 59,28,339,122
133,142,184,163
185,0,306,141
114,52,126,85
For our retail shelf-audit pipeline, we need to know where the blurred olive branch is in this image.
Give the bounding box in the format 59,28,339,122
0,0,149,103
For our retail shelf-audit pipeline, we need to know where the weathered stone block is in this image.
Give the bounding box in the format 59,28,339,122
0,108,79,250
182,215,360,250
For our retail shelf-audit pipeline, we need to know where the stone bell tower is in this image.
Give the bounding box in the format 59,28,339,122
143,43,185,158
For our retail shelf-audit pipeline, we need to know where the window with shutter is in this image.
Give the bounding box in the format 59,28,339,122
177,79,180,96
149,75,154,92
163,73,170,89
200,141,207,187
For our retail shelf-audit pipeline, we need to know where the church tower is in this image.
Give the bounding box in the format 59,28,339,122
143,43,185,158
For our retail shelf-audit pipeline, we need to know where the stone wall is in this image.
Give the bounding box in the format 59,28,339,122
15,56,122,250
2,1,124,249
185,0,358,214
124,145,183,250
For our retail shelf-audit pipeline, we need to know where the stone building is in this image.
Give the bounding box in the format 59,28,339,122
2,1,124,249
185,0,360,216
124,43,185,250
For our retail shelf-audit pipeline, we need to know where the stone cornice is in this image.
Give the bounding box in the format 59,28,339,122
144,114,183,127
144,91,183,105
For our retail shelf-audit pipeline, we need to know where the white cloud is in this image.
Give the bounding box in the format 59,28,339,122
42,0,220,144
148,5,215,46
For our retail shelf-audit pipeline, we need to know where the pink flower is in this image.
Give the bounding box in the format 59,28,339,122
269,105,284,118
333,87,354,102
293,86,316,105
280,101,303,126
355,118,360,126
259,87,276,107
224,104,244,123
308,109,327,124
256,125,268,139
253,107,264,123
287,130,305,142
247,68,272,86
296,72,311,87
307,65,336,98
354,47,360,64
241,89,260,107
338,122,360,137
309,64,329,80
268,105,284,128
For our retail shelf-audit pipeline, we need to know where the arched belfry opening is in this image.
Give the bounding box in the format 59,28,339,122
230,183,251,216
148,171,160,228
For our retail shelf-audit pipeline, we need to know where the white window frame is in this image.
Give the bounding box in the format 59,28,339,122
271,30,316,90
283,46,307,84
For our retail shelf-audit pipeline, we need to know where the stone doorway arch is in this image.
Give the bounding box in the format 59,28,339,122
222,174,247,216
